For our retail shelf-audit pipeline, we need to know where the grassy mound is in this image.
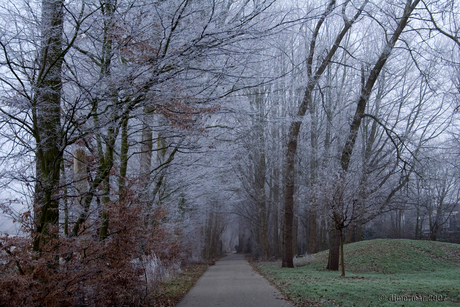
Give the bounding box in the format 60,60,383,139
312,239,460,274
253,239,460,306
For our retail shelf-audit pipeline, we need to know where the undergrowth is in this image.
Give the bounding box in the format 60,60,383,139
152,263,208,306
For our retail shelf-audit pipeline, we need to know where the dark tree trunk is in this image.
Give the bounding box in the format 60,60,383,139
33,0,64,252
430,222,439,241
340,229,345,276
356,225,363,242
345,224,355,244
309,210,318,254
272,167,280,257
282,0,366,267
282,122,301,268
327,228,340,271
329,0,421,271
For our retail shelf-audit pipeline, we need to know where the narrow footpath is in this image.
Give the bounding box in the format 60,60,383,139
176,253,294,307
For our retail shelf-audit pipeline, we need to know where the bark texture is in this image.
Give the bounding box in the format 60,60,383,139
33,0,64,251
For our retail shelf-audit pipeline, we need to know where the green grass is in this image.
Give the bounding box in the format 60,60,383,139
152,263,208,306
252,239,460,306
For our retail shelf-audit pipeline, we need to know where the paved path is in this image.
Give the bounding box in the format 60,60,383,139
176,253,294,307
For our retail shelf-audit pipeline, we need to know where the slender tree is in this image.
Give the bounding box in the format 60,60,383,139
282,0,368,268
327,0,422,275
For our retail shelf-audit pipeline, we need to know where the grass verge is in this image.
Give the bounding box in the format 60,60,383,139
152,263,209,306
252,239,460,307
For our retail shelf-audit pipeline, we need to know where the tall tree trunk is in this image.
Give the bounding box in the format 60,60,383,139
73,149,88,233
329,0,421,271
118,115,129,195
98,0,117,242
319,217,327,252
283,122,300,267
292,207,298,256
99,124,116,242
326,228,340,271
203,211,213,260
415,209,421,240
73,149,88,199
61,160,68,237
340,229,345,277
33,0,64,252
309,87,318,254
253,188,269,259
344,224,355,244
139,113,153,201
253,90,270,259
430,220,439,241
340,0,421,172
355,225,363,242
271,167,280,257
282,0,366,267
309,211,318,253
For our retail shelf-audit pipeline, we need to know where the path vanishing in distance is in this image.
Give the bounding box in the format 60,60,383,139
176,253,294,307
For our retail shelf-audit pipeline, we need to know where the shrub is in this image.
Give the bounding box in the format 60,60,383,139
0,202,183,307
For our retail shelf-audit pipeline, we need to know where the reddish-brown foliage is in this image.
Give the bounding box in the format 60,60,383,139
0,200,182,307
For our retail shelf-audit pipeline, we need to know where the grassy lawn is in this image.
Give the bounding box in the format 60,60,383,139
252,239,460,307
152,263,209,306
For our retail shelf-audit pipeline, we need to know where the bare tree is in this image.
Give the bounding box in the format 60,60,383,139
328,0,421,275
282,0,368,268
